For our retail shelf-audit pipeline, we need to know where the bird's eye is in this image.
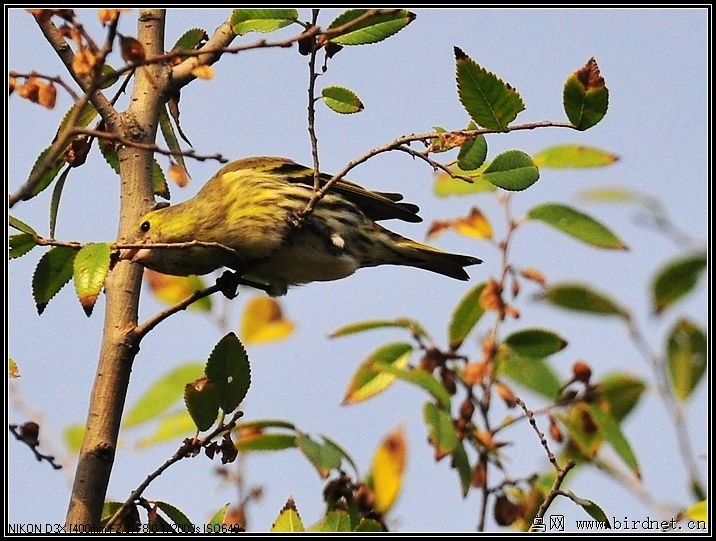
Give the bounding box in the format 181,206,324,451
140,220,151,232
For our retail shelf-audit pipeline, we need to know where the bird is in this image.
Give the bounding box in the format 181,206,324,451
128,156,482,296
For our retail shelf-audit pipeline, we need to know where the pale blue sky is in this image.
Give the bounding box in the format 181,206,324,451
7,7,708,533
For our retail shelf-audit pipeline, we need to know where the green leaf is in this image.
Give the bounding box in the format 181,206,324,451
321,435,360,478
667,319,707,401
452,441,472,497
533,145,619,168
503,328,567,358
454,47,525,131
64,424,84,454
153,160,170,200
309,510,353,532
137,411,196,447
597,373,646,422
235,419,297,431
124,363,204,427
296,434,343,478
537,282,628,318
159,106,187,172
9,233,37,259
154,501,193,532
563,57,609,130
482,150,539,191
330,318,430,339
231,9,298,35
528,203,627,249
373,362,451,410
25,146,67,200
342,342,412,404
49,166,71,238
98,64,120,89
457,124,488,170
565,491,611,527
235,432,297,452
184,377,220,432
9,215,38,235
497,352,562,399
207,503,229,527
322,86,364,114
423,402,458,460
271,499,305,532
33,246,77,315
204,332,251,414
171,27,208,52
433,166,496,197
651,252,707,314
327,9,415,46
73,242,111,317
588,403,640,478
449,282,486,350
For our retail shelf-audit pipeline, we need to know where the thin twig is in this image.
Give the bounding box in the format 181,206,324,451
534,461,576,520
8,423,63,470
104,410,244,531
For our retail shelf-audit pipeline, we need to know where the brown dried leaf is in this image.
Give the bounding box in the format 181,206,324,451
38,82,57,109
119,34,146,64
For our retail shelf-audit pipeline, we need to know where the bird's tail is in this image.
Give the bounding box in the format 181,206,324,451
377,226,482,281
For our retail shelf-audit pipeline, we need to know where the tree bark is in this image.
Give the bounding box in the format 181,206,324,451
65,9,169,529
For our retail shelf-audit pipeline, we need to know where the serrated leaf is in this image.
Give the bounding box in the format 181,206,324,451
137,411,197,447
330,317,430,339
423,402,458,460
153,160,170,200
537,282,628,318
322,85,364,114
449,282,486,350
144,270,212,311
373,362,451,410
497,351,562,399
327,9,415,46
154,501,193,530
9,215,38,235
73,242,111,316
33,246,77,314
503,328,567,358
271,499,305,532
184,377,220,432
342,342,412,404
241,296,294,345
565,491,611,527
652,252,707,314
159,106,188,174
533,145,619,168
64,424,84,454
235,433,297,452
482,150,539,191
667,319,707,401
9,233,37,259
528,203,627,249
296,434,342,478
49,166,71,238
371,427,406,514
434,167,496,197
588,403,640,478
231,9,298,35
205,332,251,413
457,128,488,170
25,146,67,200
309,510,353,532
564,57,609,130
124,363,204,427
454,47,524,131
171,27,208,52
597,373,646,422
427,207,493,241
207,503,229,527
452,441,472,497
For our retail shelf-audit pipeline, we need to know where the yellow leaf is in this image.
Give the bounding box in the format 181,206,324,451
241,296,294,345
371,427,407,514
144,269,211,311
682,500,707,526
191,65,215,80
427,207,492,240
8,358,20,378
